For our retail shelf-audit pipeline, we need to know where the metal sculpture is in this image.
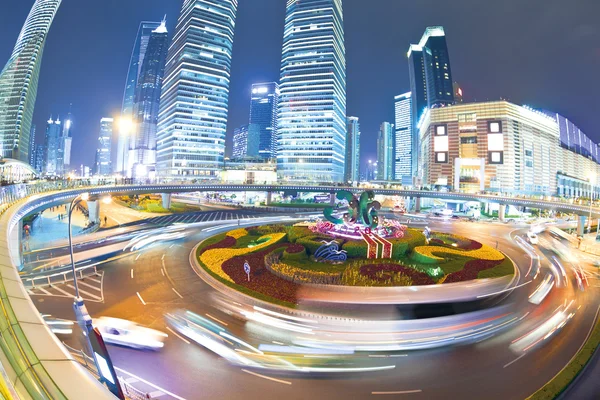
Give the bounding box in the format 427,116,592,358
324,190,381,229
314,240,348,262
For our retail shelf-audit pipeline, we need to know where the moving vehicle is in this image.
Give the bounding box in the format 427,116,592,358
527,231,539,245
94,317,167,351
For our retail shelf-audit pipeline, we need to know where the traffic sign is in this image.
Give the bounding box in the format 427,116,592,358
244,261,250,281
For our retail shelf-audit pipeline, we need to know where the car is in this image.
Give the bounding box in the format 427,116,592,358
527,231,539,245
94,317,167,351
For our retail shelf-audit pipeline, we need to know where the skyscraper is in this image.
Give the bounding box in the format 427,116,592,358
29,124,36,166
62,111,73,172
95,118,113,176
394,92,412,182
277,0,347,183
34,144,45,173
344,116,360,183
377,122,394,181
232,125,249,159
408,26,454,177
0,0,61,162
128,18,169,178
156,0,238,180
118,20,162,174
249,82,279,160
44,117,61,176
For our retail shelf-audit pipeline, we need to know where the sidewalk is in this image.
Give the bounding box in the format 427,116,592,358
578,232,600,256
25,206,89,250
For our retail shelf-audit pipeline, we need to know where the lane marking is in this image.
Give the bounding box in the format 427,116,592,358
161,254,165,261
66,285,101,301
78,280,102,292
86,276,102,284
369,354,408,358
205,313,228,326
148,391,164,398
166,326,190,344
114,367,187,400
161,269,165,277
172,288,183,299
135,253,141,261
130,269,134,279
272,341,284,346
51,285,74,297
136,292,146,305
124,377,139,384
241,369,291,385
503,353,526,368
36,287,51,295
372,390,422,395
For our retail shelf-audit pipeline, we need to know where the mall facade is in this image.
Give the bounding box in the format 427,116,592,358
418,101,599,198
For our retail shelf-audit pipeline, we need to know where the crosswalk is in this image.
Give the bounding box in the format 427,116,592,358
145,211,264,226
28,271,105,302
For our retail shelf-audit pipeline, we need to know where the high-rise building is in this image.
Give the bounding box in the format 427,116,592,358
453,82,463,103
232,125,249,159
29,124,36,166
95,118,113,176
34,144,45,173
377,122,394,181
344,116,360,183
394,92,412,182
408,26,454,177
0,0,61,162
277,0,346,183
118,20,162,174
62,112,73,171
128,18,169,178
156,0,238,180
44,117,61,176
249,82,279,160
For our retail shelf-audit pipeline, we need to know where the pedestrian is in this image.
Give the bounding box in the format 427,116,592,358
104,216,108,226
495,241,498,249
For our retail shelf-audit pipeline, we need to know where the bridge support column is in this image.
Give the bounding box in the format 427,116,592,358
577,215,586,237
414,197,421,213
161,193,172,210
498,204,506,222
87,201,100,224
266,191,272,206
330,192,336,206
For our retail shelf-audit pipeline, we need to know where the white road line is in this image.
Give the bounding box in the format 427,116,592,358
124,377,139,384
503,353,527,368
161,268,165,276
86,276,102,284
130,269,134,279
369,354,408,358
136,292,146,305
36,287,52,295
169,244,174,249
205,313,228,326
50,285,74,297
135,253,141,261
148,391,164,398
372,390,422,395
66,285,102,301
78,280,102,292
241,369,291,385
172,288,183,299
161,254,165,261
272,341,284,345
166,326,190,344
114,367,187,400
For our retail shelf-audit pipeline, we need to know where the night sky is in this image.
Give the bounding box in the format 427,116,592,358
1,0,599,170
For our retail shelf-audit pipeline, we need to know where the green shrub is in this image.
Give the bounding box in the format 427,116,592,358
282,246,308,261
286,226,314,243
342,240,368,258
256,224,287,235
297,235,331,255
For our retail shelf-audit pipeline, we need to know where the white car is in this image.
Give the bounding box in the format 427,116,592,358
527,231,539,245
94,317,167,351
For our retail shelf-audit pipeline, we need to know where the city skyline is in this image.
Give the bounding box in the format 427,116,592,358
0,1,598,171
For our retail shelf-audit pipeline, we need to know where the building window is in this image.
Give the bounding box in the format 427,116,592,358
435,125,447,136
525,149,533,157
460,136,477,144
526,160,533,168
435,152,448,163
488,121,502,133
488,151,503,164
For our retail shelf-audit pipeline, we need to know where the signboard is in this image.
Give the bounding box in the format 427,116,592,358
243,261,251,281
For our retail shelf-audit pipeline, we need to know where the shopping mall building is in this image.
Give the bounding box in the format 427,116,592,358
418,101,600,198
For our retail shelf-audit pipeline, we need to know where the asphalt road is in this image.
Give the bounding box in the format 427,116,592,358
29,213,600,400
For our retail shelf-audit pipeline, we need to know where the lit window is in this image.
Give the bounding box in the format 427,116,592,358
436,152,447,162
436,125,446,136
489,121,501,133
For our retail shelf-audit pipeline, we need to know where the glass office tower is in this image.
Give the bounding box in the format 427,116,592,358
0,0,62,162
43,117,61,176
377,122,394,181
95,118,113,176
277,0,347,183
156,0,238,180
249,82,279,160
344,116,360,183
118,20,162,174
129,19,169,178
394,92,412,182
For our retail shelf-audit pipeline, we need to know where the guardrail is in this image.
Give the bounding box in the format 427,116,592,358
24,265,100,289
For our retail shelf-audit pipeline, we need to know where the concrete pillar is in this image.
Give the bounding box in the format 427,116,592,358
456,202,461,212
485,202,490,214
87,200,100,224
266,191,272,206
577,215,586,237
414,197,421,213
330,192,336,206
161,193,172,209
498,204,506,222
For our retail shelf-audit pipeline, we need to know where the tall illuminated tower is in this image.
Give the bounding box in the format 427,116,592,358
0,0,62,162
156,0,238,180
249,82,279,160
344,116,360,183
394,92,412,182
277,0,347,183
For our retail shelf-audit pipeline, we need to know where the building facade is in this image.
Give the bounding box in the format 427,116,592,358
408,26,454,177
344,116,360,183
277,0,347,183
118,20,162,174
0,0,62,162
44,117,62,176
232,125,249,159
377,122,394,181
128,19,169,178
249,82,279,160
62,113,73,172
156,0,238,181
418,101,600,198
394,92,412,182
34,144,45,173
95,118,113,176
